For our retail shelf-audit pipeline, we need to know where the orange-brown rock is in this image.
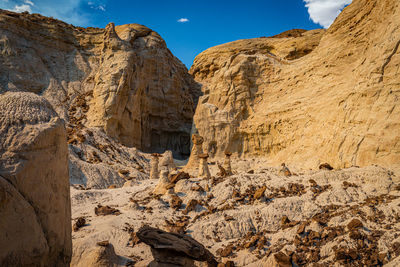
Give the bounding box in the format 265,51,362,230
189,0,400,169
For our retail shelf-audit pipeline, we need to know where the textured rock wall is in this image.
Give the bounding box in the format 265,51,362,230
0,92,71,266
189,0,400,169
0,10,200,158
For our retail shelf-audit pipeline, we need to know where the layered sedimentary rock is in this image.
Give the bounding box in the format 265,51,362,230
0,9,200,159
0,92,71,266
190,0,400,169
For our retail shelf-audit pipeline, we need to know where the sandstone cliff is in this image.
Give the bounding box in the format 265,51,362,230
189,0,400,169
0,92,71,266
0,9,199,159
0,9,201,188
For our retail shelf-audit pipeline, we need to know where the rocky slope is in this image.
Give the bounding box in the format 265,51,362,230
0,92,71,266
189,0,400,170
70,160,400,266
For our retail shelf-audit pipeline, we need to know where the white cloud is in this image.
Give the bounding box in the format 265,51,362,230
303,0,352,28
0,0,109,26
12,4,31,12
88,1,106,11
177,18,189,23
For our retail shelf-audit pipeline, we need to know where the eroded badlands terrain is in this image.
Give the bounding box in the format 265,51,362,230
71,158,400,266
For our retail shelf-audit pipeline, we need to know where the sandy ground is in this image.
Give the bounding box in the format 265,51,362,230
70,158,400,266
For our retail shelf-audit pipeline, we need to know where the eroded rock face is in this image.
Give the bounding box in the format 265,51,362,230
189,0,400,169
0,92,71,266
0,10,200,159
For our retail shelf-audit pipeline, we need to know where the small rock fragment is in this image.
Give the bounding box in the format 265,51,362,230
170,194,183,210
297,222,307,234
169,171,190,184
97,240,110,247
73,217,86,231
279,163,291,176
254,186,267,200
347,219,363,231
217,244,234,257
94,204,121,216
319,163,333,170
182,199,199,215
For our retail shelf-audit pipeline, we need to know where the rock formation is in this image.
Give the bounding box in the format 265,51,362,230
153,166,171,195
198,153,211,179
184,134,204,173
0,9,200,189
189,0,400,169
150,153,162,179
159,150,176,171
0,92,71,266
137,225,218,266
223,152,233,176
72,241,125,267
0,10,200,158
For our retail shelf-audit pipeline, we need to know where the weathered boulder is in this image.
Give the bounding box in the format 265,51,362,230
0,92,71,266
137,225,218,266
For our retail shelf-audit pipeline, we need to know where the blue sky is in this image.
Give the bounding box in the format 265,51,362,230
0,0,351,68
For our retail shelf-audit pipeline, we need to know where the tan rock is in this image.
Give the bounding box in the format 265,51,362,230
189,0,400,169
159,150,176,171
72,242,124,267
150,153,162,179
0,10,200,187
123,180,135,187
223,152,233,175
262,252,291,267
153,167,171,195
198,153,211,179
184,134,204,172
254,186,267,200
0,92,71,266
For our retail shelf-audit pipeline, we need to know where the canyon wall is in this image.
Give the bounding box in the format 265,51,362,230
0,10,200,159
190,0,400,169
